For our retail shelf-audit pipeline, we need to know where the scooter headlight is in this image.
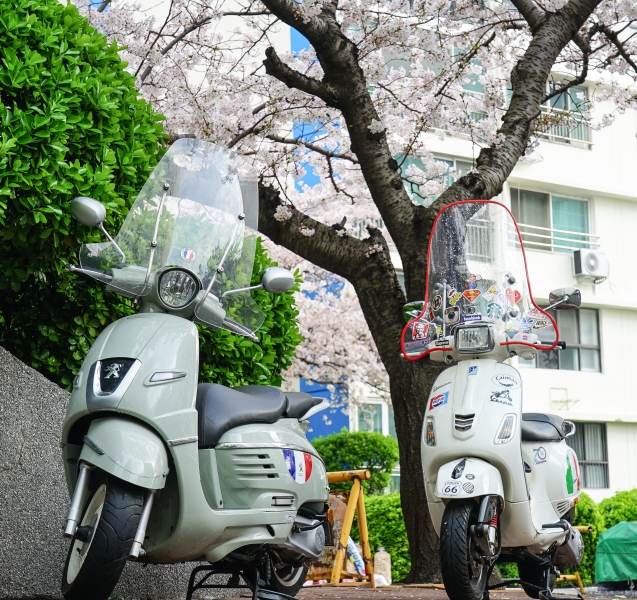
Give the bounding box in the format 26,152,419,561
455,324,494,354
494,413,517,445
158,268,199,308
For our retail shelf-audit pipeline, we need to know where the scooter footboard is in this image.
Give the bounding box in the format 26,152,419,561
435,458,504,500
78,417,169,490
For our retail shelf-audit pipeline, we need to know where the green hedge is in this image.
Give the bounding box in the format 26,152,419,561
312,430,399,495
598,489,637,530
352,492,411,582
0,0,301,389
572,492,605,585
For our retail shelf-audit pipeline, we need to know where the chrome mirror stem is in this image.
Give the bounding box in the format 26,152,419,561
98,223,126,264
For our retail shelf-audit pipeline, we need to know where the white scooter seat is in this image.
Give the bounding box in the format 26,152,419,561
521,413,566,442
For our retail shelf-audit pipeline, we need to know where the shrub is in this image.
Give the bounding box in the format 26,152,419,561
0,0,301,389
572,492,605,586
312,430,399,495
351,492,411,582
598,489,637,530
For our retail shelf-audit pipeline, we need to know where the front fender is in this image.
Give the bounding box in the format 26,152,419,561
79,417,169,490
435,458,504,500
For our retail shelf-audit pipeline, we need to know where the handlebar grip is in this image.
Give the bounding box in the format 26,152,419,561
556,341,567,350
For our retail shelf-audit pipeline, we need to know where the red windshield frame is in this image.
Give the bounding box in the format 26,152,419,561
400,199,559,361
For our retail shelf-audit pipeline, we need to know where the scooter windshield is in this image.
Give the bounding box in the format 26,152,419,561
401,200,557,359
78,138,265,334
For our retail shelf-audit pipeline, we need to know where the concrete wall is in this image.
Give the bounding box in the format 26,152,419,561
0,345,218,600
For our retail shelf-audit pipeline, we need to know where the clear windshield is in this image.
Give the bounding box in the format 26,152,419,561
79,139,264,334
401,201,557,359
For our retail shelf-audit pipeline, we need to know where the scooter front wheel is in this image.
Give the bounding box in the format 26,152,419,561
61,471,144,600
440,499,490,600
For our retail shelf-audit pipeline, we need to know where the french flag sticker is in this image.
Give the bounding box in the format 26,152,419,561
282,449,313,484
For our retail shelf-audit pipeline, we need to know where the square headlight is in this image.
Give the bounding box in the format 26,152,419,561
455,324,494,353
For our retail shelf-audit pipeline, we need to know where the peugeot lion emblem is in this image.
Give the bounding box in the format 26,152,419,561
104,362,123,379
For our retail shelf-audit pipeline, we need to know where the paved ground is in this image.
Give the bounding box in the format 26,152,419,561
212,584,622,600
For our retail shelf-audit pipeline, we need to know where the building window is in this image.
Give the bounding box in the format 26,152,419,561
518,308,601,372
511,189,594,252
354,402,397,439
566,422,609,489
541,82,591,149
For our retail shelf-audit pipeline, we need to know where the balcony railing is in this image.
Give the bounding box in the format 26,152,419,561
539,107,592,149
516,222,600,252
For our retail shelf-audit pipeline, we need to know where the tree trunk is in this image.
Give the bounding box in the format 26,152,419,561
388,358,446,582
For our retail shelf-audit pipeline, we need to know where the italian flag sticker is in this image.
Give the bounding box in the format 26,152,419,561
283,449,313,484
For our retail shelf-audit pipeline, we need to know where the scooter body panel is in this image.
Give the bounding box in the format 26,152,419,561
434,458,504,500
79,417,169,489
422,359,578,551
215,419,329,510
62,313,328,565
422,359,527,506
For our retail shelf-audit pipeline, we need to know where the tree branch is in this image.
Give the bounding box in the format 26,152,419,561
265,134,359,163
596,24,637,73
97,0,111,12
508,0,546,31
262,47,337,106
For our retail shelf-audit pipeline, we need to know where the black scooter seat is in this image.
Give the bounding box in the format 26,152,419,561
521,413,566,442
196,383,322,448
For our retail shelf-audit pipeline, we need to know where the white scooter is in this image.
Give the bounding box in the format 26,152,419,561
401,200,584,600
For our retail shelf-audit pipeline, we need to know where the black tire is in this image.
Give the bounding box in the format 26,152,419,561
440,499,490,600
61,471,144,600
518,560,556,599
265,554,308,597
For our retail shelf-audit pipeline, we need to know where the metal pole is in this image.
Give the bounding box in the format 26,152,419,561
64,462,93,538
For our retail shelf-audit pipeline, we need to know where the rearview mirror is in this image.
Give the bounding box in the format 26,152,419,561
548,287,581,310
71,196,106,227
403,301,425,323
260,267,295,293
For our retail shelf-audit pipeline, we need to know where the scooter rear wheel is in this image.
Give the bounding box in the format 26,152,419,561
264,555,308,597
61,471,144,600
440,499,490,600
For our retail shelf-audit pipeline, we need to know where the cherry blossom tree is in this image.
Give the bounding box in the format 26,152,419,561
81,0,637,581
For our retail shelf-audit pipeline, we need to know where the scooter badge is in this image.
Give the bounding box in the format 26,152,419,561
180,247,196,262
282,449,313,483
104,362,123,379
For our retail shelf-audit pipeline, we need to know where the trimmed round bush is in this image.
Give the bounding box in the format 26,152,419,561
0,0,301,389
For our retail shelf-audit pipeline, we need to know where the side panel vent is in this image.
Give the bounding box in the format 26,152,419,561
455,414,475,432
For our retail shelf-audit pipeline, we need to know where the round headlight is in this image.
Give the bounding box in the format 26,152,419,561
158,269,199,308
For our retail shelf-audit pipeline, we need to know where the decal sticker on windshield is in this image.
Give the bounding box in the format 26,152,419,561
505,323,518,339
181,248,196,262
432,295,442,312
412,321,429,339
486,303,504,319
463,314,482,323
444,306,460,325
463,289,481,303
506,288,522,304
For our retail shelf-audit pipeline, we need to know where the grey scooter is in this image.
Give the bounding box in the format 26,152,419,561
60,139,330,600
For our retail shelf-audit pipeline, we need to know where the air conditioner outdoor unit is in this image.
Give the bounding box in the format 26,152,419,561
573,249,609,284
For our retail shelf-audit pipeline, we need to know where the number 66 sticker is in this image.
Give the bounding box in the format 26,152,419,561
442,481,460,495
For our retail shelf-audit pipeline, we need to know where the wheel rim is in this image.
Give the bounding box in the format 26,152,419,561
66,484,107,585
273,563,305,588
